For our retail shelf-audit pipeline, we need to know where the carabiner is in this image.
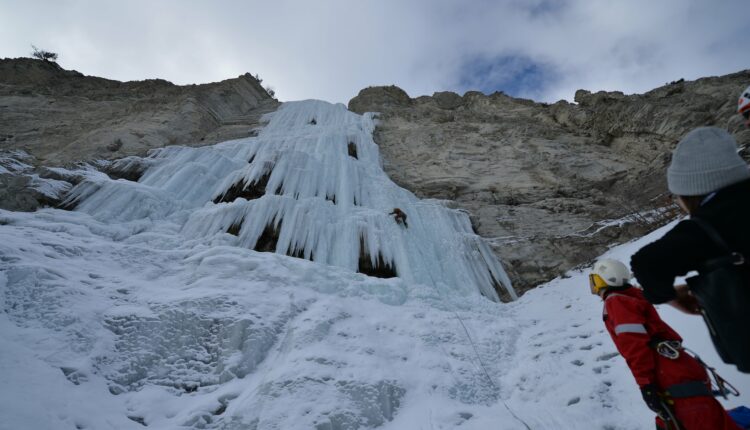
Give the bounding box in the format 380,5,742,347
656,340,681,359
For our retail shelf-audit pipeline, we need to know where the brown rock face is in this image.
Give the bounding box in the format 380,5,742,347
348,71,750,293
348,85,412,114
0,58,280,210
0,58,279,166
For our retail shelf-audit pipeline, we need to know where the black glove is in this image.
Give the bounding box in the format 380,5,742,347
640,384,666,415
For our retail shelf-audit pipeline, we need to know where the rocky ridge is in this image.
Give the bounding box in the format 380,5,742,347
349,73,750,292
0,58,279,210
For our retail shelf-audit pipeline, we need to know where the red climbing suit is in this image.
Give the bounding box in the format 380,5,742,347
603,287,740,430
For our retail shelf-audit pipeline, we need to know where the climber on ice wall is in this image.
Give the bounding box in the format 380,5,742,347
389,208,408,228
589,259,741,430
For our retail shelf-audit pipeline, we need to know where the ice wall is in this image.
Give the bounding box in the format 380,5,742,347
66,100,515,301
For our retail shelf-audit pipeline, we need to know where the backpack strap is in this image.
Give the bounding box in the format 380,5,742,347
690,217,746,270
691,217,731,253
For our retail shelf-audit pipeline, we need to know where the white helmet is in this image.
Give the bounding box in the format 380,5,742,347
739,85,750,121
590,259,631,294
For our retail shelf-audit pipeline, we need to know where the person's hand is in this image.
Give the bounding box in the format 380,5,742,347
667,284,701,315
640,384,667,415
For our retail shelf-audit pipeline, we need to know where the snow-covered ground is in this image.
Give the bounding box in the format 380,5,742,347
504,220,750,429
1,100,748,430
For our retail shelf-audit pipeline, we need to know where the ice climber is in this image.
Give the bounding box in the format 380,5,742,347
739,85,750,127
630,127,750,372
589,259,741,430
389,208,408,228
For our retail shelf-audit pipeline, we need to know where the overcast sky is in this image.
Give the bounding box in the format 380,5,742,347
1,0,747,104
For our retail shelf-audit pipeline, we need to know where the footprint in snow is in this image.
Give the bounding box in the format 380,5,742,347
596,352,619,361
592,365,611,374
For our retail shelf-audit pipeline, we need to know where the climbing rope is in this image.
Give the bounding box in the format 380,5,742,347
240,293,299,425
683,347,740,399
453,310,533,430
409,235,533,429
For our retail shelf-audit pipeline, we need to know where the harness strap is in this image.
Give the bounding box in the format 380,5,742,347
700,253,746,272
664,380,712,398
691,217,731,252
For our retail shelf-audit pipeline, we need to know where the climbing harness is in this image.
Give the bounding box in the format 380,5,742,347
645,341,740,430
648,339,740,399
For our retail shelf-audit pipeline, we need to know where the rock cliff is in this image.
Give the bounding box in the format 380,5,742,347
0,58,279,210
3,57,749,293
349,71,750,292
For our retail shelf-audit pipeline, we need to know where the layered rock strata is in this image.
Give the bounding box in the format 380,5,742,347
0,58,279,210
349,72,750,292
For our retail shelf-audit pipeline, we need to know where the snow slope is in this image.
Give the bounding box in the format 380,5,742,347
1,100,748,430
503,220,750,428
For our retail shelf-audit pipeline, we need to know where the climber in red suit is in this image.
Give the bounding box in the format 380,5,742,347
590,259,739,430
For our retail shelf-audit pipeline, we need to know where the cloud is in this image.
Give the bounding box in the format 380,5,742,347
0,0,746,104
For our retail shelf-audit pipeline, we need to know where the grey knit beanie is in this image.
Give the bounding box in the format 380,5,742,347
667,127,750,196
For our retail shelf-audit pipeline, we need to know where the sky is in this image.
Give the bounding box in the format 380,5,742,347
1,0,747,104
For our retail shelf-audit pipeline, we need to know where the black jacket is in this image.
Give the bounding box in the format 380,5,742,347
631,178,750,304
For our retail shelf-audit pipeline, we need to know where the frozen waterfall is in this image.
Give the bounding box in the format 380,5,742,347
66,100,515,302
